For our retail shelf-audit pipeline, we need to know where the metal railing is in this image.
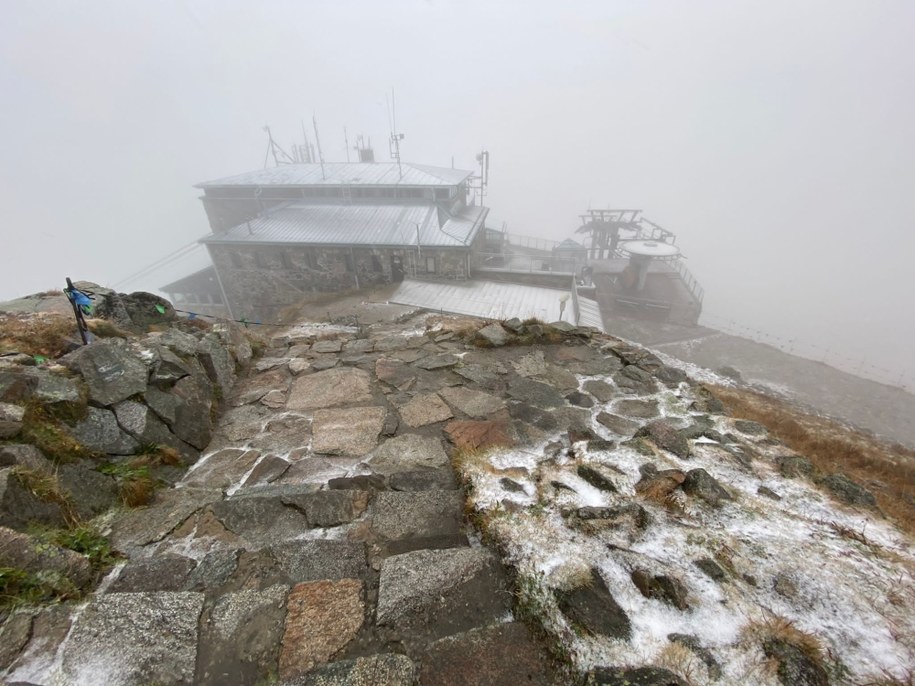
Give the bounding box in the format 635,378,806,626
570,276,581,325
503,232,561,252
671,259,705,304
474,252,578,275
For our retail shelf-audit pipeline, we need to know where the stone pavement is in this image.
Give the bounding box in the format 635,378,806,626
2,316,570,686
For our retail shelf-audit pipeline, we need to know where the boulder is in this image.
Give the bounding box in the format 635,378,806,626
56,463,119,519
778,455,814,479
284,490,368,527
68,406,138,455
555,568,631,640
637,420,690,458
693,557,728,582
583,379,616,403
630,568,690,610
113,400,196,459
148,345,192,386
0,370,38,403
613,398,660,419
0,526,93,591
0,402,25,439
667,633,722,680
196,332,237,395
155,328,201,357
0,468,68,530
61,339,148,406
0,444,53,473
762,638,829,686
819,473,877,508
577,464,618,492
475,323,510,347
682,469,733,507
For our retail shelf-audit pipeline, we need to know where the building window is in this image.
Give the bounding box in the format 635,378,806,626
434,187,451,200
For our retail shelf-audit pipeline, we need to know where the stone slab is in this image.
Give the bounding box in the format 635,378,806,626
312,406,385,456
286,367,372,410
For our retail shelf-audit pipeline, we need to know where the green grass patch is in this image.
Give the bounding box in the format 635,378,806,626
0,566,79,610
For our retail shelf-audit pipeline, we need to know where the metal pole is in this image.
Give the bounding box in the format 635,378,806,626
65,277,89,345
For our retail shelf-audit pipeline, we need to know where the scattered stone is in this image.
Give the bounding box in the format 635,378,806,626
312,406,386,455
819,473,877,508
667,633,722,680
655,365,689,386
475,323,510,347
758,485,782,500
279,579,363,680
367,434,449,476
286,367,372,410
310,356,338,371
762,638,829,686
637,420,690,458
682,469,733,507
211,493,311,541
60,591,204,686
398,392,453,427
577,464,618,492
0,370,38,403
564,504,652,537
196,585,288,686
294,654,415,686
631,568,690,610
377,548,509,640
418,622,558,686
260,389,287,408
499,477,526,493
694,557,727,582
773,572,799,599
635,469,686,500
596,412,638,435
555,568,631,639
453,364,501,388
197,332,237,394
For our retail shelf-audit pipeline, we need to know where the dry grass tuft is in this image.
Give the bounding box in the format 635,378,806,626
85,318,131,339
11,466,80,526
710,385,915,534
859,669,915,686
0,312,77,358
742,614,825,666
656,642,704,685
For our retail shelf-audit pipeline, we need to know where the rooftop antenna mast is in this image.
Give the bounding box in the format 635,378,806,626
473,149,490,204
344,127,351,163
388,88,405,179
299,120,316,164
262,125,296,168
312,115,326,180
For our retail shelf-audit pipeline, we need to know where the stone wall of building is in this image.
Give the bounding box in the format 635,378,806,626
208,244,472,320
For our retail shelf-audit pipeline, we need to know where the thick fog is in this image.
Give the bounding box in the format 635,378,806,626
2,1,913,386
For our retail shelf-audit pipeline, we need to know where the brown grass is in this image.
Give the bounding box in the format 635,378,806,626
710,385,915,534
11,466,79,526
0,313,77,358
742,614,825,665
85,318,131,339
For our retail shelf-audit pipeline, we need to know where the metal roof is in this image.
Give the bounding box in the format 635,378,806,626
160,266,221,295
389,278,605,332
196,162,473,188
200,203,488,249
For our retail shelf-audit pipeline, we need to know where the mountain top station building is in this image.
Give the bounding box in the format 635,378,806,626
191,161,489,321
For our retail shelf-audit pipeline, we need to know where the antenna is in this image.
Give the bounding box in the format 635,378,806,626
388,88,405,179
312,115,326,180
262,126,296,168
344,126,351,163
300,120,315,164
472,150,490,204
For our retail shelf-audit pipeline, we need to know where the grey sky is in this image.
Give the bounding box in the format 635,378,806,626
1,0,913,384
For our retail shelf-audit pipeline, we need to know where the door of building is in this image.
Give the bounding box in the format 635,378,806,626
391,255,404,282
